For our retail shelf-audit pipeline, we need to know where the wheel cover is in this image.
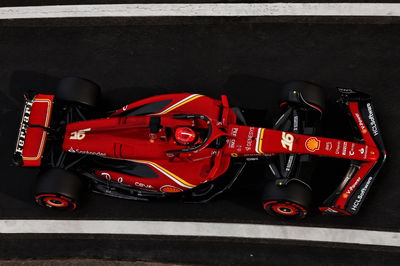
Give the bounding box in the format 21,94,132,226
36,194,76,210
271,203,299,216
264,200,307,218
43,196,69,207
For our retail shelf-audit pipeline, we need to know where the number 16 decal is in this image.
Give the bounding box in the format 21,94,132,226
281,132,294,151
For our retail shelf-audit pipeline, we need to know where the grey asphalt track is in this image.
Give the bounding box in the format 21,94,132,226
0,15,400,264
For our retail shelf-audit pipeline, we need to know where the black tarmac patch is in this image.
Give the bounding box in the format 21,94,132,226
0,17,399,263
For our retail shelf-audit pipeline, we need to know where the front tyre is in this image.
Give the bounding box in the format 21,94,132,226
262,180,312,219
35,168,84,210
281,81,325,113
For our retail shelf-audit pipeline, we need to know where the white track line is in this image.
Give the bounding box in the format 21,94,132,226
0,3,400,19
1,220,400,247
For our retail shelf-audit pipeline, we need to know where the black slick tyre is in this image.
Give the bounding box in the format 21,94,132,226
35,168,83,210
280,81,325,113
56,77,100,107
262,180,312,219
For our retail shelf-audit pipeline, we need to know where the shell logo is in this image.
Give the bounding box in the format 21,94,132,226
305,137,320,152
160,185,183,193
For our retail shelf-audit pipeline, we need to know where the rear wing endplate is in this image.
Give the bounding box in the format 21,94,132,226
12,93,54,167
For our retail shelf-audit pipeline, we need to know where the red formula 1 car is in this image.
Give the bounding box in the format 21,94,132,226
12,77,386,218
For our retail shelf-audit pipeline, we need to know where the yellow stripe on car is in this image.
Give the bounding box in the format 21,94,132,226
130,159,196,189
256,128,265,154
155,94,203,115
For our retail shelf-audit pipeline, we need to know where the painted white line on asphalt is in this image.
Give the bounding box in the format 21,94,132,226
1,220,400,247
0,3,400,19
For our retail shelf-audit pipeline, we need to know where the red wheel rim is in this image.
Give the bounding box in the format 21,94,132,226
271,203,299,216
36,194,76,209
42,196,69,208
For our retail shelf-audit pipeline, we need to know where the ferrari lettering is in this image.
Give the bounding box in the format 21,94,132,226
16,122,28,153
70,128,91,140
15,100,33,153
281,132,294,151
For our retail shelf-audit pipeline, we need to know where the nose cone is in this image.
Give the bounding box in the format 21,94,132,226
175,127,196,145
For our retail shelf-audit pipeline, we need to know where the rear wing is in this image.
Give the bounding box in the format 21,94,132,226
320,88,386,215
12,93,54,167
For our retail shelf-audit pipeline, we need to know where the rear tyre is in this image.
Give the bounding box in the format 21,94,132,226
262,180,312,219
280,81,325,113
56,77,100,107
35,168,84,210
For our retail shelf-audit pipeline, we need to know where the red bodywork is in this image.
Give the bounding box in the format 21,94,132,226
15,94,54,167
19,93,383,214
60,93,380,197
63,94,235,192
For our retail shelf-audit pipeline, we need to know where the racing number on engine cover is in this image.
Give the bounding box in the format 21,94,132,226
70,128,91,140
281,132,294,151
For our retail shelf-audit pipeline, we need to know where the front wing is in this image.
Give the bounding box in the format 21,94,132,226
320,88,386,215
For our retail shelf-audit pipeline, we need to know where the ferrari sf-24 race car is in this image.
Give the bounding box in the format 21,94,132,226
12,77,386,218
